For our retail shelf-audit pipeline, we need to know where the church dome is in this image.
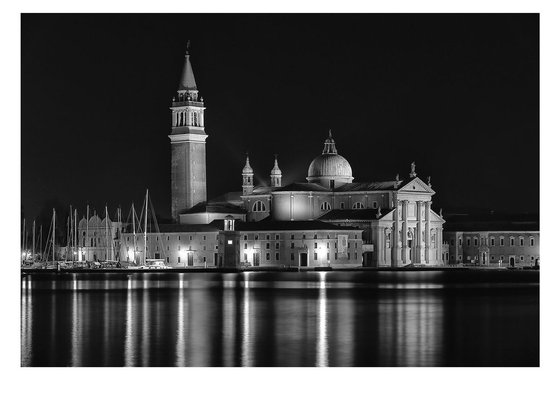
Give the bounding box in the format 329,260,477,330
307,154,352,179
306,131,353,187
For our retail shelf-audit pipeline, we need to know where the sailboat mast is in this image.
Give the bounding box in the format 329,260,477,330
144,189,148,265
132,203,137,264
74,209,77,261
22,218,26,263
52,209,56,263
105,205,109,261
32,220,35,264
86,205,89,262
39,224,43,261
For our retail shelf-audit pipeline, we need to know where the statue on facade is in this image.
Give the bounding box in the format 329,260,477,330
410,161,417,178
427,175,431,187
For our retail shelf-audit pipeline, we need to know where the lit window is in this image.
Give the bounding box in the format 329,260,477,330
227,240,233,245
352,202,365,209
320,202,331,211
252,201,266,212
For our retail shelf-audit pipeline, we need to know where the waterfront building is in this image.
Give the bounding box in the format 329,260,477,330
119,217,363,268
76,211,125,262
167,46,445,268
442,213,539,267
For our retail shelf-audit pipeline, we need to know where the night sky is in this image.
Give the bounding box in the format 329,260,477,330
21,14,539,225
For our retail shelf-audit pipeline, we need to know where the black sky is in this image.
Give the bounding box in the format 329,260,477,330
21,13,539,224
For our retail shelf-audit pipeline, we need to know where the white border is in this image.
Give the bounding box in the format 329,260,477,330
3,2,558,396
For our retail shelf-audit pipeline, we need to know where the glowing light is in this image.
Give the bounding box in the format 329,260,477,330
227,240,233,245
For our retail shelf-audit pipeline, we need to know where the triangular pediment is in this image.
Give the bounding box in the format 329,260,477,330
398,177,435,194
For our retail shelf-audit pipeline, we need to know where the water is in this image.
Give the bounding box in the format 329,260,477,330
21,270,539,367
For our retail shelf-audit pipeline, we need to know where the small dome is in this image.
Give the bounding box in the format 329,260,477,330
270,157,282,176
242,155,253,175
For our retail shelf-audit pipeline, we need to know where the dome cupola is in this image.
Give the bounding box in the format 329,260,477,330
307,130,353,189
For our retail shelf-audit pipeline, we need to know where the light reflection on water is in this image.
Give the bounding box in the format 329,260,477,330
21,270,539,367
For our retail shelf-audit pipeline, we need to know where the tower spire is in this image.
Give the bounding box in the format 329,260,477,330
178,41,197,92
242,153,254,195
270,154,282,188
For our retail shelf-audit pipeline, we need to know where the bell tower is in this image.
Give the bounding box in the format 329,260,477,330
169,42,207,222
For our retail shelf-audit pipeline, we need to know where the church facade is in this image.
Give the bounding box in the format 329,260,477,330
169,46,445,267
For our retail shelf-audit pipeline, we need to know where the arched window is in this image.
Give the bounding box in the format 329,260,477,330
352,202,365,209
252,200,266,212
320,202,331,211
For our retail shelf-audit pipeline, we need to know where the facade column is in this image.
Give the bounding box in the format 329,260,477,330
401,200,409,264
425,201,431,264
436,227,442,265
416,201,423,264
391,200,401,267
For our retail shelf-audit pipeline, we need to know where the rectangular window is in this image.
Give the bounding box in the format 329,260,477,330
314,234,318,239
127,236,130,241
244,253,247,261
178,236,181,240
355,253,358,260
291,234,294,240
314,242,318,248
255,235,259,240
335,252,338,260
203,245,207,250
327,242,330,249
266,234,270,240
275,234,279,240
459,238,462,246
166,257,169,263
491,237,495,246
302,235,306,239
275,243,280,249
291,253,294,261
474,238,478,246
327,252,330,260
347,252,350,259
178,256,181,263
266,243,270,249
467,238,471,246
510,238,515,246
355,242,358,248
450,239,454,246
189,236,193,241
500,238,504,246
178,245,181,251
531,256,534,262
275,252,279,260
520,238,524,246
266,252,270,260
520,256,524,262
314,252,318,260
243,235,248,240
167,236,170,241
291,242,294,249
244,243,248,249
203,236,206,241
530,238,534,246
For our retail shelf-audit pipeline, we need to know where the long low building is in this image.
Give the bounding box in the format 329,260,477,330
120,217,363,268
442,212,539,267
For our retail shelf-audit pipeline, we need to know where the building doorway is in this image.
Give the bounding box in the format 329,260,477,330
482,252,486,265
299,252,308,267
214,253,218,266
187,252,194,267
509,256,515,267
253,252,260,267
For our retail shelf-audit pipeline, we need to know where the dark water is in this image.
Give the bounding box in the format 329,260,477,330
21,270,539,367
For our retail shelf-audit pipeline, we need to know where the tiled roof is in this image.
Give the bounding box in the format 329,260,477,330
226,220,361,232
180,202,246,215
443,213,539,232
317,208,394,221
273,182,330,192
334,181,399,192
